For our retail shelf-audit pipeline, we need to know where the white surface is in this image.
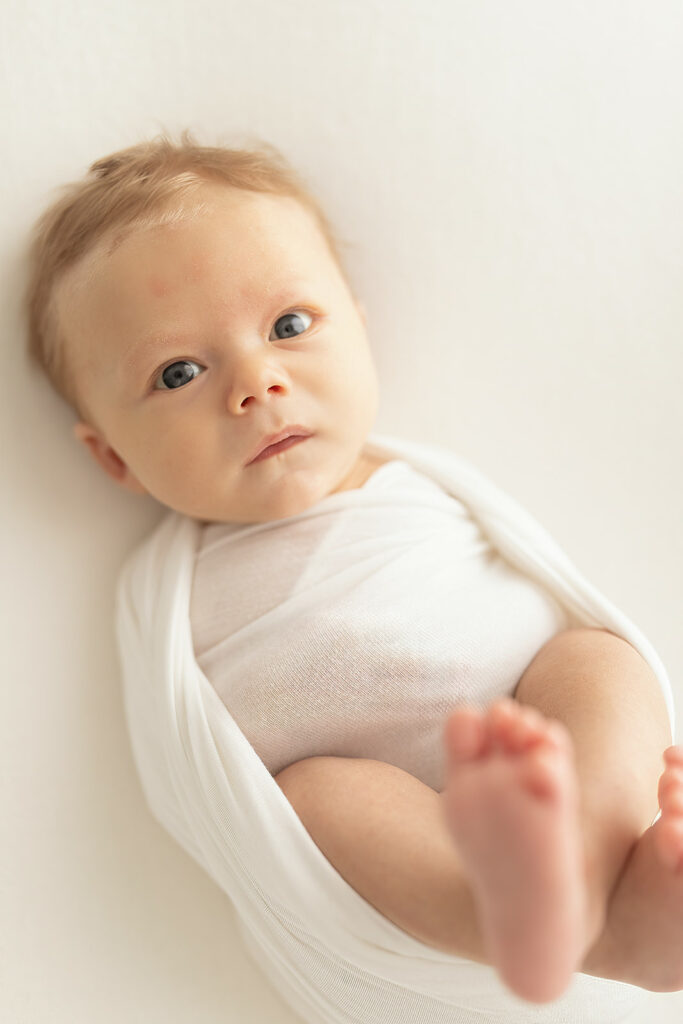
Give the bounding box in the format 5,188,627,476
3,1,682,1020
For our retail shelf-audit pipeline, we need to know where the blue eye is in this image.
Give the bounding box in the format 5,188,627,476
154,359,203,391
152,310,313,392
270,310,312,340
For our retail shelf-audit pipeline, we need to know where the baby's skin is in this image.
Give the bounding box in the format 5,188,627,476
442,697,683,1002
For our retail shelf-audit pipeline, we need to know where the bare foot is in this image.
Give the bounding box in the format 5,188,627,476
591,745,683,992
440,698,592,1003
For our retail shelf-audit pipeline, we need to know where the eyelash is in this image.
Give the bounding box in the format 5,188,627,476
150,307,316,393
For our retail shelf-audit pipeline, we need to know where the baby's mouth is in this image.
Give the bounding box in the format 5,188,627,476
247,432,313,465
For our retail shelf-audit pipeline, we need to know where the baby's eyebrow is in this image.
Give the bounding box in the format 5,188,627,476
122,332,188,376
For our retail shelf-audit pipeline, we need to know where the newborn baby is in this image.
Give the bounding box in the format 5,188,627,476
24,134,683,1008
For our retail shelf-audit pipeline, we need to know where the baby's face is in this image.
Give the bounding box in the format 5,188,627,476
55,183,380,524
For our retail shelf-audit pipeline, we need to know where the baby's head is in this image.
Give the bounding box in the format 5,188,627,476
24,131,380,524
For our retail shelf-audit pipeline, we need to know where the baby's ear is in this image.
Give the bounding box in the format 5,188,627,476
72,422,148,495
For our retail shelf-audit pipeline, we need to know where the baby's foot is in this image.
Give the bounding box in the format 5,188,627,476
440,698,591,1003
594,745,683,992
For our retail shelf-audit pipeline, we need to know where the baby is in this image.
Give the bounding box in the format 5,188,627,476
24,132,683,1006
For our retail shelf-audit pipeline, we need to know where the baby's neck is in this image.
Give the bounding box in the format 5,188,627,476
331,451,392,494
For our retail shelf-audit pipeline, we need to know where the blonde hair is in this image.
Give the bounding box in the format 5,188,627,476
23,129,355,424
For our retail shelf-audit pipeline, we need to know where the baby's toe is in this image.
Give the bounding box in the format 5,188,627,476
488,699,548,754
658,766,683,806
519,745,566,800
444,707,488,764
663,745,683,767
654,816,683,872
660,786,683,817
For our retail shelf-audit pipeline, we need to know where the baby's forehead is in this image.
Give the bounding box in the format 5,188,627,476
96,187,312,266
55,198,217,297
56,187,326,320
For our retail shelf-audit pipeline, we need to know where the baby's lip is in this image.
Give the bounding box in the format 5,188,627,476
245,424,313,465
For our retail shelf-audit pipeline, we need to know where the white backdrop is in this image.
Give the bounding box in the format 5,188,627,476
3,1,682,1021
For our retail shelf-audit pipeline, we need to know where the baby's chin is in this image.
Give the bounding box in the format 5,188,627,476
217,480,329,525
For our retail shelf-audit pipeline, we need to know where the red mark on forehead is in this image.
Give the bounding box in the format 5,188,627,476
147,274,171,298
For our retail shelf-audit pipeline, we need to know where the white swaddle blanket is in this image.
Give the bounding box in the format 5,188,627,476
115,431,676,1024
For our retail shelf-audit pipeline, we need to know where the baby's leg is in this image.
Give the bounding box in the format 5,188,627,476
510,627,683,994
275,748,620,978
275,627,677,1001
275,754,488,961
511,627,672,925
442,625,680,1000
